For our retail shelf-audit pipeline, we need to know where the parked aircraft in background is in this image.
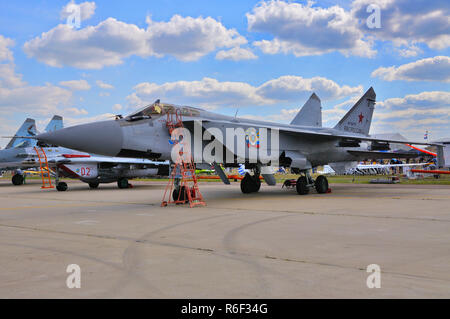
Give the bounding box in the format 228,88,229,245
35,87,444,198
1,116,169,191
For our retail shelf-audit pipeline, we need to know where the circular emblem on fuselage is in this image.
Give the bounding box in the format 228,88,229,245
245,127,259,148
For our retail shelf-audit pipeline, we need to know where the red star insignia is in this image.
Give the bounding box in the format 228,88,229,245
358,112,364,123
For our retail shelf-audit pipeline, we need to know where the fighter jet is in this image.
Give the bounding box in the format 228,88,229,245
35,88,444,196
1,116,169,190
0,118,38,184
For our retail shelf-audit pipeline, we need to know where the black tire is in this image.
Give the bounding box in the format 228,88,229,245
56,182,68,192
315,175,328,194
252,175,261,192
12,174,24,186
89,182,99,189
240,173,253,193
117,178,129,189
172,186,187,202
296,176,309,195
240,173,261,193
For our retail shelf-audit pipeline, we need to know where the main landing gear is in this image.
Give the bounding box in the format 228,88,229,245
117,178,131,189
11,174,24,186
240,172,261,194
294,172,329,195
89,182,99,189
56,182,68,191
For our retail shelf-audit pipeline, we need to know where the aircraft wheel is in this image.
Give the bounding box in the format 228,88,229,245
117,178,129,189
89,182,99,189
12,174,24,186
240,173,253,193
56,182,68,192
240,173,260,193
172,186,187,202
252,175,261,192
315,175,328,194
296,176,309,195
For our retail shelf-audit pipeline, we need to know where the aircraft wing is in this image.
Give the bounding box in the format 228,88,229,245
182,118,439,146
50,155,168,165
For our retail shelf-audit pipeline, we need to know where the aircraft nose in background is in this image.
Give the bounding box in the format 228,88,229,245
36,120,123,156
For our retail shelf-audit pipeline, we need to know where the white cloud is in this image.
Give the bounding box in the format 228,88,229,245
248,1,376,58
0,35,85,118
23,18,149,69
241,108,300,123
145,15,247,62
0,63,25,88
128,77,265,109
63,113,115,127
63,107,89,116
24,14,248,69
99,92,110,97
372,56,450,82
0,84,73,116
59,79,91,90
377,91,450,110
112,103,122,111
256,76,363,101
395,45,423,58
0,36,23,88
370,91,450,139
96,80,114,89
0,35,14,62
60,1,96,22
352,0,450,50
216,47,257,61
127,76,362,109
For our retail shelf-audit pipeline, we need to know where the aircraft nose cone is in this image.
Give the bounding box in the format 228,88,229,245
37,120,123,156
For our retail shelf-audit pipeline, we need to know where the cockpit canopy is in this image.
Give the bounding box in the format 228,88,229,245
125,100,201,121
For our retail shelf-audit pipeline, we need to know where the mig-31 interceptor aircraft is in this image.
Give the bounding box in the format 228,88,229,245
34,88,445,196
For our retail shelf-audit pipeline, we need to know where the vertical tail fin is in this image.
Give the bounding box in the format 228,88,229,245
5,118,37,149
290,93,322,127
334,87,376,136
45,115,64,132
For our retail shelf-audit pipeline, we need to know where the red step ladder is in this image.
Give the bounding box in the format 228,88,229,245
34,147,54,189
161,109,206,208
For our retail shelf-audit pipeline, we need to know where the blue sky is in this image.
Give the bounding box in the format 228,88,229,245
0,0,449,147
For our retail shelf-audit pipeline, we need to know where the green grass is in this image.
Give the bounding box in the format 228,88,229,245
134,173,450,185
325,175,450,185
2,173,449,185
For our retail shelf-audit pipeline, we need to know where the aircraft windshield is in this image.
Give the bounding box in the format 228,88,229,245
126,102,200,120
127,103,175,119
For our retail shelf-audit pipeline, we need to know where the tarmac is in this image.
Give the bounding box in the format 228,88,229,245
0,179,449,298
